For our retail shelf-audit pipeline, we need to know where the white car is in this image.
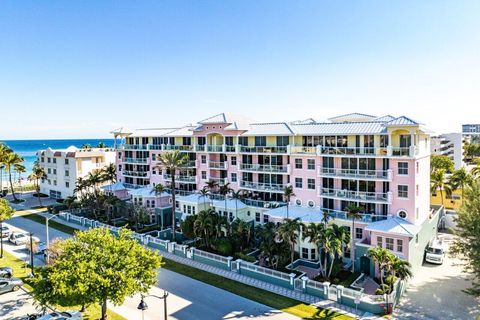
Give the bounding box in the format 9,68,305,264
1,225,9,238
36,311,82,320
425,239,445,265
8,233,39,246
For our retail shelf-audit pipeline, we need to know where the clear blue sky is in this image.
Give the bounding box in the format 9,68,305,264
1,1,479,139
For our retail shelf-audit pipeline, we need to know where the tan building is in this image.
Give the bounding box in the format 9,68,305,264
37,146,115,199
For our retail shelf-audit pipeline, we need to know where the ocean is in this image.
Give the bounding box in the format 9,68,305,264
0,139,115,175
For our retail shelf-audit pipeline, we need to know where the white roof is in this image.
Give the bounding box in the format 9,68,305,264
176,193,207,204
243,123,294,136
129,128,179,138
164,126,196,137
291,122,387,135
197,113,254,131
374,115,396,122
266,205,325,223
212,199,247,210
328,113,377,123
384,116,420,126
101,182,127,192
365,217,420,237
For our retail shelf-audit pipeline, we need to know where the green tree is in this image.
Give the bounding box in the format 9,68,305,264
29,228,162,320
151,183,166,197
28,161,47,207
282,185,295,219
430,169,452,205
194,209,215,248
303,223,328,276
80,143,92,149
345,203,364,272
0,143,12,193
449,168,473,204
450,179,480,297
231,190,243,220
4,152,23,202
430,155,454,173
0,198,15,258
198,187,210,209
277,218,301,265
96,141,108,148
155,151,188,241
101,163,117,185
368,247,393,288
219,182,232,219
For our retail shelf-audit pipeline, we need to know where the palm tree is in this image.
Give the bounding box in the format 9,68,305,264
219,182,232,219
304,223,328,276
368,247,391,287
324,228,344,278
28,161,47,207
63,196,77,210
151,183,166,196
345,203,364,272
101,163,116,185
231,190,244,220
4,152,23,202
96,142,108,148
282,185,295,219
205,180,219,205
74,177,87,198
86,171,102,196
198,187,210,209
194,209,215,248
80,143,92,149
277,218,301,265
390,256,412,281
471,159,480,177
449,168,472,204
430,169,452,206
155,151,188,241
0,143,12,194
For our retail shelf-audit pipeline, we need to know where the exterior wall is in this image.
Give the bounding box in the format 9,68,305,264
431,133,464,169
430,189,463,211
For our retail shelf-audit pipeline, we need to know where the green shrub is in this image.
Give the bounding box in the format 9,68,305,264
216,239,233,256
236,252,257,263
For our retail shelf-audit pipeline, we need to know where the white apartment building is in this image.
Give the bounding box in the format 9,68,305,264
430,133,465,169
37,146,115,199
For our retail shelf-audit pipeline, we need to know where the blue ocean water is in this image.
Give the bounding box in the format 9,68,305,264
0,139,115,175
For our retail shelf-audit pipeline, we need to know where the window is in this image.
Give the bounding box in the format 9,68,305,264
230,156,237,166
380,135,389,148
398,185,408,198
238,136,248,146
48,158,51,163
183,137,191,146
231,173,237,183
307,200,315,208
201,155,206,164
276,136,289,147
310,248,316,260
295,177,302,188
192,206,195,214
53,158,56,164
397,239,403,252
53,180,57,186
302,248,309,259
386,238,394,250
255,212,261,222
183,205,187,213
377,236,383,247
263,214,269,223
48,179,51,185
295,159,302,169
64,159,69,165
225,137,234,146
416,184,419,196
198,136,206,145
416,162,419,174
398,210,407,219
398,162,408,175
307,178,315,190
255,136,266,146
355,228,363,239
187,206,191,214
65,170,69,177
48,168,51,174
53,169,57,175
201,171,207,180
65,182,70,188
41,157,44,162
295,199,302,206
307,159,315,170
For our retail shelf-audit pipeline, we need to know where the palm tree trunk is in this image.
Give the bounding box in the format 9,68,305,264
286,203,289,219
8,170,17,201
323,253,328,278
351,217,355,273
171,175,176,242
37,180,43,207
440,189,444,206
327,255,335,278
290,242,294,265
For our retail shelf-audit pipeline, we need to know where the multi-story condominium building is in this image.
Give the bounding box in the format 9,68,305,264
431,133,465,169
37,146,115,199
110,113,440,276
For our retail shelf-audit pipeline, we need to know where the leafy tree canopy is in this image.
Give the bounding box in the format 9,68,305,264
430,155,454,173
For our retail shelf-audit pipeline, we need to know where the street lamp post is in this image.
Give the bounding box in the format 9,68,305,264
137,291,169,320
29,232,34,275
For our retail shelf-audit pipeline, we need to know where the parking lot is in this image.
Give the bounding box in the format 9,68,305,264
395,233,480,320
0,288,41,320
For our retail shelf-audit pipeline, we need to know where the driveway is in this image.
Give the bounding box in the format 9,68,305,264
395,233,480,320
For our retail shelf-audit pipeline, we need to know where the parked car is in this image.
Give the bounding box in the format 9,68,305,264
26,241,47,255
9,233,39,246
0,267,13,278
1,225,10,238
425,238,445,265
0,277,23,294
36,311,82,320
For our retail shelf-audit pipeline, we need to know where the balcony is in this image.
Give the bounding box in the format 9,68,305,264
320,208,389,223
123,183,146,189
164,174,196,184
208,161,228,170
239,163,289,174
290,146,317,154
241,198,286,209
185,160,197,167
208,177,228,185
123,170,150,178
239,146,288,154
123,144,149,150
319,188,392,204
317,167,392,181
389,146,417,157
124,157,148,164
319,147,387,157
164,145,193,152
239,180,286,193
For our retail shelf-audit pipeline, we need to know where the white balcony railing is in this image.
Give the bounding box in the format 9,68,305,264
239,146,288,154
123,170,149,178
239,163,289,173
164,174,196,183
208,161,228,170
124,157,148,164
319,188,392,204
239,180,286,193
317,167,392,181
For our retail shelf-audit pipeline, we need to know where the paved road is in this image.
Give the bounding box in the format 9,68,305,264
3,214,299,320
395,233,480,320
0,289,40,320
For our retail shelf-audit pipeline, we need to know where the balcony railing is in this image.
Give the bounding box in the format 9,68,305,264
239,146,288,154
123,170,149,178
241,198,286,209
185,160,196,167
208,161,228,170
123,144,149,150
317,167,392,181
290,146,317,154
239,163,289,173
319,147,387,156
239,180,286,193
225,145,236,152
123,183,146,189
320,208,389,223
124,157,148,164
319,188,391,204
164,174,196,183
390,147,410,156
208,177,228,185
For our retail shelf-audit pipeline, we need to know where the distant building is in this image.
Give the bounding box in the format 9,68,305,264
462,124,480,135
430,133,465,169
37,146,115,199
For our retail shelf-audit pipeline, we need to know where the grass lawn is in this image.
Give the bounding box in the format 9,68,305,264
0,250,125,320
162,258,352,320
20,213,353,320
14,207,48,216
